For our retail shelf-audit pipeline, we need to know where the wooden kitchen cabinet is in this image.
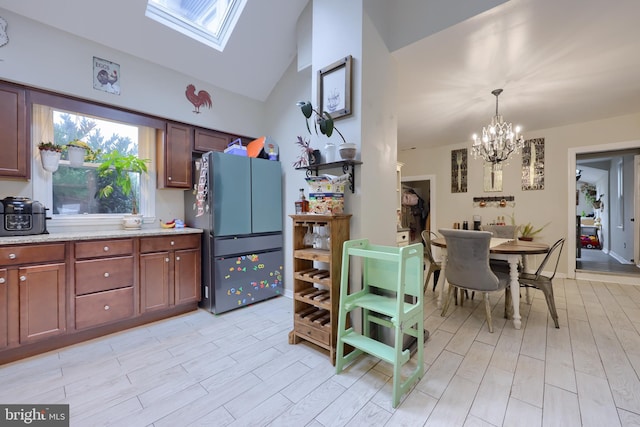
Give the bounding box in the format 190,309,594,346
194,128,231,152
139,234,201,312
157,122,192,189
74,239,135,330
0,82,28,179
0,243,67,346
288,214,351,364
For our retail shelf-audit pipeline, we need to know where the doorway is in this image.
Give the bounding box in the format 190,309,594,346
402,174,436,244
570,144,640,279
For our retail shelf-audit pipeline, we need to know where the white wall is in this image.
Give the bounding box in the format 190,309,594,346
399,112,640,277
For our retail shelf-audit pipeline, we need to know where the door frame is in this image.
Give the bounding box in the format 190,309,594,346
402,173,436,237
568,140,640,284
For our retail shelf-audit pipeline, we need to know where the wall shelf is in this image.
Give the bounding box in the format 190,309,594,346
296,160,363,193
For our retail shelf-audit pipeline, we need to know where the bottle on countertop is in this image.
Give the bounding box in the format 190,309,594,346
295,188,309,214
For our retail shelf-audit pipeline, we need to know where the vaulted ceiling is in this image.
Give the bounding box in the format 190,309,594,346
2,0,639,152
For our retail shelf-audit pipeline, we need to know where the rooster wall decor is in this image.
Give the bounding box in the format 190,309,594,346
186,84,212,114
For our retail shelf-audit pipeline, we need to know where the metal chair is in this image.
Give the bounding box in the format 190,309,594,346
421,230,441,292
439,229,510,332
518,238,565,328
335,239,424,408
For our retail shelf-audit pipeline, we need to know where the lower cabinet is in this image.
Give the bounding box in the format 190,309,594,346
140,234,201,312
0,231,202,365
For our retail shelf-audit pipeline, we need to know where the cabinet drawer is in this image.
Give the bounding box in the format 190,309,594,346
75,287,134,330
75,256,134,295
294,319,330,345
0,243,65,267
75,239,133,259
140,234,200,253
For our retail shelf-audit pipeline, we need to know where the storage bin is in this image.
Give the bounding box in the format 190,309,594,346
223,139,247,156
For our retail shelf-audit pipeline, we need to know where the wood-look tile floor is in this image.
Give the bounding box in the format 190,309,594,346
2,278,640,426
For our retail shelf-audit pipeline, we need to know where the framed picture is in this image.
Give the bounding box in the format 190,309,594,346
317,55,352,121
93,57,120,95
484,162,503,192
451,148,467,193
521,138,545,190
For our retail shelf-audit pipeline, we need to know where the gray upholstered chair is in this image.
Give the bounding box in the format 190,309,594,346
421,230,441,292
518,238,565,328
439,228,510,332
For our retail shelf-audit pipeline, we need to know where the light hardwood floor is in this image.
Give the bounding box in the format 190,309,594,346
2,277,640,426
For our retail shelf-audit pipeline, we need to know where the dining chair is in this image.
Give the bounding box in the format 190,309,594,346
439,228,510,332
335,239,424,408
518,238,565,328
421,230,441,292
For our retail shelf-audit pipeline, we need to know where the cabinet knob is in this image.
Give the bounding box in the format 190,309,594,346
19,275,26,282
104,272,110,278
9,253,16,260
170,241,175,246
176,256,180,261
0,277,5,284
103,246,110,252
168,176,172,181
104,305,110,310
165,258,170,262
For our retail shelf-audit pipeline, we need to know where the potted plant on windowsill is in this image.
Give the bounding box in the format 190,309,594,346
96,150,150,229
65,139,90,167
38,141,63,172
297,101,356,161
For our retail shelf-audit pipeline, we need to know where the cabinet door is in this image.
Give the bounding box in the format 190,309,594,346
18,263,66,344
161,122,192,189
0,269,7,349
140,252,170,312
0,83,28,178
194,128,230,153
174,248,201,305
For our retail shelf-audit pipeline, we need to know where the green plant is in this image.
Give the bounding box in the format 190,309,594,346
519,221,551,239
96,150,150,215
65,139,102,162
297,101,346,144
38,141,63,152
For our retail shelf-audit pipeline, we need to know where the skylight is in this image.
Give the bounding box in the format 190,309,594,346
146,0,246,52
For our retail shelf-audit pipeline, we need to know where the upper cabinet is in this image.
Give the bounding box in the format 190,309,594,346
157,122,192,189
0,82,29,179
194,128,230,152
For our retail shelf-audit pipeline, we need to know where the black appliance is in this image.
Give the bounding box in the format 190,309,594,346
0,197,50,236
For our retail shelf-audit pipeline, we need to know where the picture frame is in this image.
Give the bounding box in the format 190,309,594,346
318,55,352,121
521,138,545,190
93,57,120,95
484,162,503,192
451,148,467,193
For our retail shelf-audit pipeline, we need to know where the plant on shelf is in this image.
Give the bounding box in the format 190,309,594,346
38,141,63,152
297,101,347,144
65,139,102,163
518,221,551,241
96,150,150,216
292,135,314,168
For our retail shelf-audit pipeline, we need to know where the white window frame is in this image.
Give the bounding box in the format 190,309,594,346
32,104,157,231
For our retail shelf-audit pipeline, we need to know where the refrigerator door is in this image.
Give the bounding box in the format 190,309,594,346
251,157,283,233
213,248,284,313
212,152,252,236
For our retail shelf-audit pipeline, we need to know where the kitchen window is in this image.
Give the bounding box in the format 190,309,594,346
32,103,156,229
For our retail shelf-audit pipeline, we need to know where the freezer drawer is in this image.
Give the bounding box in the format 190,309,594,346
211,249,283,314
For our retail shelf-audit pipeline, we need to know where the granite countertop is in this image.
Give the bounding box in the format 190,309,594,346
0,227,203,246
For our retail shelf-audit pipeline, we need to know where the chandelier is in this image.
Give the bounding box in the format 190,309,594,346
472,89,524,164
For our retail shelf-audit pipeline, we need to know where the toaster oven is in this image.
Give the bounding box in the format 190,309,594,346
0,197,49,236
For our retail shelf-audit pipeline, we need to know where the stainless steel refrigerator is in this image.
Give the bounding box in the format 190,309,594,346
185,151,283,314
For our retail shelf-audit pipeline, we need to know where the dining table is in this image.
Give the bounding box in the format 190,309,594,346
431,236,550,329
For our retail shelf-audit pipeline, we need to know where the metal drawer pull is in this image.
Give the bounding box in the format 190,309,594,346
19,275,26,282
176,256,180,261
104,272,110,278
170,241,175,246
9,253,16,259
165,258,170,262
0,278,5,284
104,305,110,310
